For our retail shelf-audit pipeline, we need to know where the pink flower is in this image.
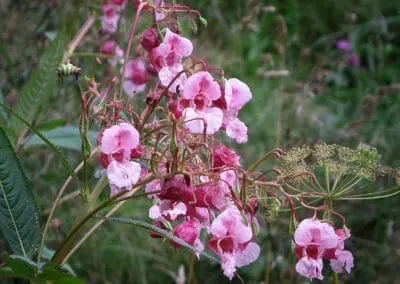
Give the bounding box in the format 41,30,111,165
107,160,141,192
151,28,193,71
293,218,339,280
336,39,352,52
225,118,248,143
181,72,223,134
123,59,149,96
172,220,204,253
212,145,241,169
193,183,226,210
209,206,260,280
183,107,223,134
101,4,120,34
225,78,252,111
219,78,252,143
100,40,124,67
295,257,324,280
330,250,354,273
154,0,166,22
101,123,140,162
158,64,187,93
149,201,187,221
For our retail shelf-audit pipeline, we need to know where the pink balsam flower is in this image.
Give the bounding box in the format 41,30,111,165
100,40,124,67
123,59,149,96
208,206,260,280
107,160,141,193
182,71,223,134
101,123,140,161
151,28,193,72
100,4,120,34
293,218,339,280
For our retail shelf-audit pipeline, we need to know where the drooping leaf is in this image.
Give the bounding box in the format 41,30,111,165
26,126,97,151
8,32,65,142
100,217,219,263
0,105,81,188
0,129,40,256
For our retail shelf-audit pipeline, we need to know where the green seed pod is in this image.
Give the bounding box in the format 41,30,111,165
56,62,82,81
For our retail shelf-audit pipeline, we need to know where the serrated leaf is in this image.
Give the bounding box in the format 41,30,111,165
101,217,219,263
26,126,97,151
9,32,65,142
0,105,81,188
0,129,40,256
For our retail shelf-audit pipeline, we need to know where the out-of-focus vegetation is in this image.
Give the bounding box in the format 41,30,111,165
1,0,400,283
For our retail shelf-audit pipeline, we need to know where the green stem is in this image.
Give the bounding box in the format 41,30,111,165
333,271,340,284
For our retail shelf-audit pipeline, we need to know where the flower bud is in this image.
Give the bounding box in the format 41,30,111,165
140,28,160,52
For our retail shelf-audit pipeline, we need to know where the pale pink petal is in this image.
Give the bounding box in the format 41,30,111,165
294,219,316,246
226,78,252,111
226,118,248,143
101,126,119,154
330,250,354,274
118,123,140,150
164,28,193,57
295,257,324,280
106,161,141,190
123,81,146,97
167,202,187,220
183,107,223,134
183,72,221,101
235,242,260,267
220,253,236,280
159,65,187,93
149,205,161,220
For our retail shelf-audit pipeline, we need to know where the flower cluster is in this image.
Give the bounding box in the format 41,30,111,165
89,2,367,281
294,218,354,280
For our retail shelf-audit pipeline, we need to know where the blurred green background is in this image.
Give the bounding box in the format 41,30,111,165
1,0,400,283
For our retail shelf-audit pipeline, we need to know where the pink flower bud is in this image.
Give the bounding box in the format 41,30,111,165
140,28,160,52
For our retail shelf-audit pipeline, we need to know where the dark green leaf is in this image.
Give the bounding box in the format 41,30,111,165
0,106,81,188
1,255,37,279
0,129,40,256
26,126,97,151
101,217,219,263
8,32,65,142
38,264,84,283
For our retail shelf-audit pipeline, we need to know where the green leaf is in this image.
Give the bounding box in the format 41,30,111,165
0,129,40,256
0,105,81,189
101,217,219,263
37,119,67,131
1,255,37,279
9,32,65,142
26,126,97,151
38,264,84,283
0,255,83,283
